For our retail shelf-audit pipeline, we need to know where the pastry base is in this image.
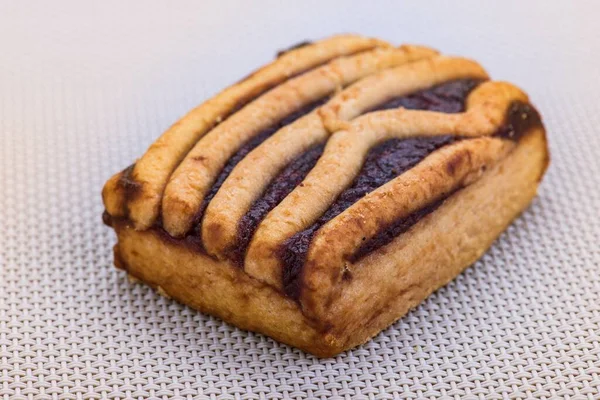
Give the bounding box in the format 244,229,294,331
110,128,548,357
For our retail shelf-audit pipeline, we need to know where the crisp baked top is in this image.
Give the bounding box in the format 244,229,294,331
103,34,545,322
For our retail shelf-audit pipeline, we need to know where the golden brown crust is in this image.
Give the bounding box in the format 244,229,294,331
202,46,440,259
301,137,513,320
110,127,548,357
102,171,126,218
321,127,549,344
162,45,438,237
104,34,392,229
202,113,327,258
101,35,550,357
111,222,339,356
318,56,488,132
247,80,527,290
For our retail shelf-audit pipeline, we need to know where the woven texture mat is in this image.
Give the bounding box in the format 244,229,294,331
1,1,599,399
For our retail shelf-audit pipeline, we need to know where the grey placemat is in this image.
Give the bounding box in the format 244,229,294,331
1,1,599,399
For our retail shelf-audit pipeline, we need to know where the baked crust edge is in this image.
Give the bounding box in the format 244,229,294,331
108,125,548,357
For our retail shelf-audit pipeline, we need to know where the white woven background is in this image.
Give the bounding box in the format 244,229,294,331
1,1,599,398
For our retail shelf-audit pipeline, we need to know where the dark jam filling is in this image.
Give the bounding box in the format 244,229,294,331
278,79,485,300
368,79,483,113
116,47,352,220
229,79,483,268
280,135,458,299
349,193,453,263
280,99,543,300
114,164,141,218
276,40,312,57
232,144,326,266
191,95,332,232
349,101,542,262
495,102,541,141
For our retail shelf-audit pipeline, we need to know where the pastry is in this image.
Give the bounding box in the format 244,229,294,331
102,34,549,357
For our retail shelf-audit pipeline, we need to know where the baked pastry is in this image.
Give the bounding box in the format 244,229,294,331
102,34,549,357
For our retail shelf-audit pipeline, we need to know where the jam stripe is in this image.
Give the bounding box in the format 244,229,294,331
201,46,439,259
104,34,390,227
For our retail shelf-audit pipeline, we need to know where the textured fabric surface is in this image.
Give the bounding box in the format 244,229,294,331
1,1,599,399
